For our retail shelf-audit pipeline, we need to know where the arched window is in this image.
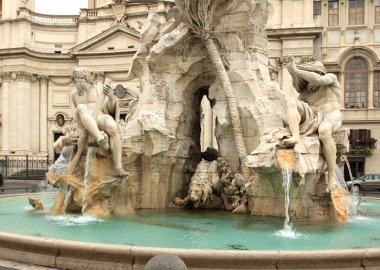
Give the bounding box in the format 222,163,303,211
345,57,368,108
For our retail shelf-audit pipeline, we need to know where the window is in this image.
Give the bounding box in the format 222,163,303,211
376,0,380,24
328,0,339,26
314,1,321,16
349,0,364,25
345,57,368,108
374,71,380,108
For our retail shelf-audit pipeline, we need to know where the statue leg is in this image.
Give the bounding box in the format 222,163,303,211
319,111,342,192
318,122,338,192
98,115,128,177
75,105,108,150
282,97,303,147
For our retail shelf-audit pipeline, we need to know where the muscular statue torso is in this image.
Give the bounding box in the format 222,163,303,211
298,74,341,115
72,87,99,110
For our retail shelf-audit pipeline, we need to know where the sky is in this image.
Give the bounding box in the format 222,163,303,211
35,0,88,15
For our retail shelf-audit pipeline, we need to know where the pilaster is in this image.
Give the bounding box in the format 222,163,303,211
368,70,375,109
340,71,345,109
0,72,11,153
39,76,49,154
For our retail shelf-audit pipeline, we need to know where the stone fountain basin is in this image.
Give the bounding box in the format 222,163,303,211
1,193,380,269
1,232,380,270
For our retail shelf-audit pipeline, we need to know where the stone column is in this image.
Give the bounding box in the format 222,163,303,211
8,72,19,152
30,76,40,153
0,72,11,153
15,72,32,152
39,76,49,154
340,72,345,109
368,71,374,109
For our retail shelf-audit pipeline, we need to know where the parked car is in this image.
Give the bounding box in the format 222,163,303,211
346,174,380,192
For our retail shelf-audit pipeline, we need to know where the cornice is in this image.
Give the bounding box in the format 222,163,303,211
266,27,323,38
70,24,139,54
0,71,48,83
0,47,74,61
343,118,380,124
71,49,137,57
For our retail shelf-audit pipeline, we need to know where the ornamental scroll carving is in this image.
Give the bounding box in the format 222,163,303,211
112,0,126,23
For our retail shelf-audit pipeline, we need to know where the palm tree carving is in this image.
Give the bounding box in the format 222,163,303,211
176,0,250,179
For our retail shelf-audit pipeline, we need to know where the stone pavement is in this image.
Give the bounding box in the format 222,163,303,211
0,259,57,270
0,180,41,195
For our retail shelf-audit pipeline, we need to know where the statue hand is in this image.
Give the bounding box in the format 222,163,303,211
102,84,115,99
62,134,79,146
283,55,296,72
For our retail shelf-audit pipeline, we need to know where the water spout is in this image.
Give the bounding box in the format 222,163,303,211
276,148,297,237
282,167,293,232
81,148,93,214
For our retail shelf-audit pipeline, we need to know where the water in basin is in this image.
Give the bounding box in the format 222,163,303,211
1,194,379,251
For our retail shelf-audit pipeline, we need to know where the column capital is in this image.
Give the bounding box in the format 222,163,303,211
14,71,33,82
38,75,49,85
0,72,12,81
93,72,105,82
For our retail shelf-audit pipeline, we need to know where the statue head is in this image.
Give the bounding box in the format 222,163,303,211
297,61,326,76
293,61,327,92
73,67,94,95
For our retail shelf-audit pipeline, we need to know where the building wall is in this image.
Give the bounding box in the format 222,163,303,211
0,0,172,161
0,0,378,177
267,0,380,177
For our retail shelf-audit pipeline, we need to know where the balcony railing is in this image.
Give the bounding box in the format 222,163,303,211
18,8,79,25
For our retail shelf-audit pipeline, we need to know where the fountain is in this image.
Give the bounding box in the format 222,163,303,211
1,0,380,269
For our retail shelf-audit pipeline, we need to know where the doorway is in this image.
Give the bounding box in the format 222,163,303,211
344,156,365,180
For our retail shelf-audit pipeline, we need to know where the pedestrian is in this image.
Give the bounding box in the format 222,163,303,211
145,254,188,270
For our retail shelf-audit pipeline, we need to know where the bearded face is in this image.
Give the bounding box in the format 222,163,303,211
75,81,90,96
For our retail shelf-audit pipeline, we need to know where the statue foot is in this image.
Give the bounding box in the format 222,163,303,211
326,182,339,193
97,136,109,151
114,168,129,177
281,136,299,147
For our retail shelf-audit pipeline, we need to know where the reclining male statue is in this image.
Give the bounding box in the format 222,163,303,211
72,67,127,176
283,56,342,192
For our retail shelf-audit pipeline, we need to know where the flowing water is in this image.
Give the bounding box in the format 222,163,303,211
275,168,297,238
1,194,380,251
81,148,93,214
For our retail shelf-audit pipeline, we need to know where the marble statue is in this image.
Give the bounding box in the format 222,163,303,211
44,0,349,221
174,159,222,209
174,155,249,212
72,67,127,177
47,67,133,216
283,56,342,192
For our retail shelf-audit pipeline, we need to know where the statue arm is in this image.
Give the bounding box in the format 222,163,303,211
105,95,117,115
100,85,117,115
71,91,77,108
294,69,336,86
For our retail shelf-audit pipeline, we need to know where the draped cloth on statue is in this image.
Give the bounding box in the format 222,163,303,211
268,102,322,143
